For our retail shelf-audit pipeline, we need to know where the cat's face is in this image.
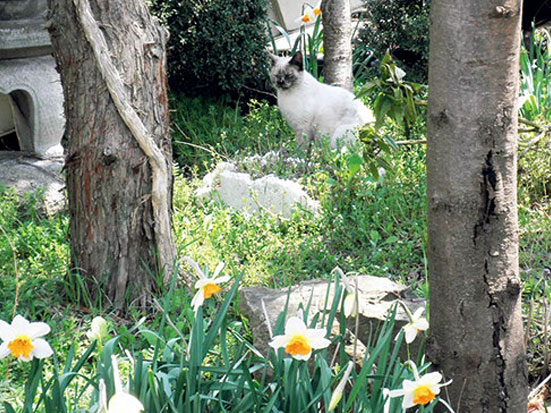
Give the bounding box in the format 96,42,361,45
269,52,304,90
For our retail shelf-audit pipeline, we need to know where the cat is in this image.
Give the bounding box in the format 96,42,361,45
269,51,374,148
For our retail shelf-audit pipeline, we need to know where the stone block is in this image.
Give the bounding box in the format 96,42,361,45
240,275,425,361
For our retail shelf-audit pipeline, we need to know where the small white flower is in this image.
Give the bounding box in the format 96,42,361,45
386,361,451,409
403,307,429,344
328,361,354,410
101,355,144,413
269,316,330,361
185,257,230,312
0,315,53,361
87,316,109,343
296,5,315,24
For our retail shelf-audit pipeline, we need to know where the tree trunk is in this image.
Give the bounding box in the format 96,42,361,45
47,0,176,309
427,1,527,410
321,0,353,91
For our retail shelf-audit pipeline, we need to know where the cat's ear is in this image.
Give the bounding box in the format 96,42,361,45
268,52,279,65
289,51,304,71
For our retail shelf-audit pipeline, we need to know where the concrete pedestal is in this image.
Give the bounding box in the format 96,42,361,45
0,55,65,157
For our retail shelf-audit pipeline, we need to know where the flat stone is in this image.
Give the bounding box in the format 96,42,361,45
240,275,425,360
0,151,65,214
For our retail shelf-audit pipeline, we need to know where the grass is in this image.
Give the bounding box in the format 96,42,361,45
1,84,551,408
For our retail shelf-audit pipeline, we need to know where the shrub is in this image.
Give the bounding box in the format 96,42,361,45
150,0,270,97
355,0,430,83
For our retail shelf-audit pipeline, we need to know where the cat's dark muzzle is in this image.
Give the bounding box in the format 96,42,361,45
277,81,291,89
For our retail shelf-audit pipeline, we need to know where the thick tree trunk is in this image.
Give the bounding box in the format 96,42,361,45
47,0,176,308
321,0,353,91
427,1,527,411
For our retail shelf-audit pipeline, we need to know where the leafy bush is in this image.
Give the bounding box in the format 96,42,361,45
355,0,430,83
150,0,270,97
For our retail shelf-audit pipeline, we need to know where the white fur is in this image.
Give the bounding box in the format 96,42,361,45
272,56,374,148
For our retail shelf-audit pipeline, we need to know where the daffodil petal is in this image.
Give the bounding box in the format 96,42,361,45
387,388,407,398
401,379,417,392
420,371,443,385
184,256,205,279
269,334,288,349
0,342,10,359
31,338,54,359
212,261,225,278
108,392,144,413
284,317,307,335
27,322,51,339
402,391,416,408
191,290,204,310
412,307,425,320
415,318,429,331
292,351,311,361
213,275,231,284
308,336,331,350
0,320,14,342
404,325,418,343
11,315,30,332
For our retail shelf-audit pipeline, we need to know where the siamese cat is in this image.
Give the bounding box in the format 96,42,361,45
270,51,374,148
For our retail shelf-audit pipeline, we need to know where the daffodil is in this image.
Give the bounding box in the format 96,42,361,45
385,361,451,409
0,315,53,361
269,316,330,361
313,1,322,16
86,316,109,343
341,274,358,318
297,6,315,24
99,355,144,413
328,361,354,410
185,257,230,312
402,307,429,344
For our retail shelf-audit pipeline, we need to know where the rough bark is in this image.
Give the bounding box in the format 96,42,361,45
427,1,527,411
321,0,353,91
47,0,176,308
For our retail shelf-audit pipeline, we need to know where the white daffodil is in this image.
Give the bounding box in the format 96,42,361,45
403,307,429,344
296,5,315,24
0,315,53,361
86,316,109,343
185,257,230,312
312,1,322,17
341,275,358,318
100,355,144,413
386,361,451,409
328,361,354,411
269,316,330,361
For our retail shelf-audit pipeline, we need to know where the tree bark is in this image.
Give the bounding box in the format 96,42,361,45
47,0,176,308
321,0,353,91
427,1,527,411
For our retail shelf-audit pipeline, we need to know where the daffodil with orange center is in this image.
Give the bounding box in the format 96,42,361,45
185,257,231,312
296,6,315,24
402,307,429,344
269,316,330,361
0,315,53,361
384,361,451,410
313,1,322,16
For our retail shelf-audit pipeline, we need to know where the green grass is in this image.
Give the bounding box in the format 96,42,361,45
1,89,551,407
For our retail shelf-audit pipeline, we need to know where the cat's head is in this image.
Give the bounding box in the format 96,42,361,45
269,51,304,91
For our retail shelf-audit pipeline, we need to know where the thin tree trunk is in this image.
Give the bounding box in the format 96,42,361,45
47,0,176,309
427,1,527,411
321,0,353,91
